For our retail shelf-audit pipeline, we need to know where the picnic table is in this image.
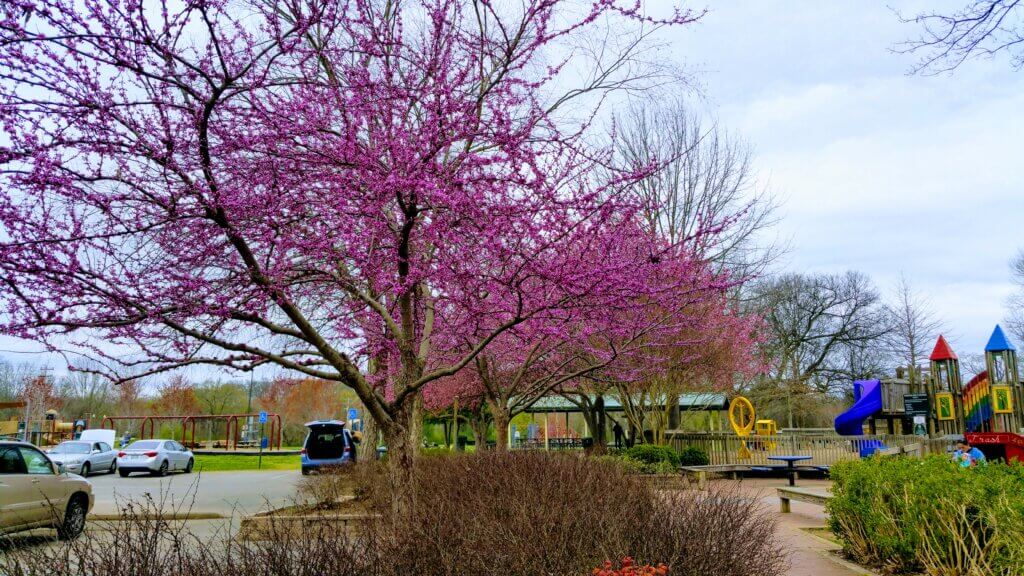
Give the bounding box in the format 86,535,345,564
767,455,812,486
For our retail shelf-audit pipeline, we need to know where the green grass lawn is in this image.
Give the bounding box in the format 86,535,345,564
193,453,301,472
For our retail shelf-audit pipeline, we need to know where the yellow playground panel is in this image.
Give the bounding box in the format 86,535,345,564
0,419,18,436
755,419,778,450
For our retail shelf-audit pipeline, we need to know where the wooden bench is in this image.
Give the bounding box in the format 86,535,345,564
777,486,832,513
680,465,750,488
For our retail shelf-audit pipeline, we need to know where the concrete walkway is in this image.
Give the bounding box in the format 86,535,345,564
721,478,874,576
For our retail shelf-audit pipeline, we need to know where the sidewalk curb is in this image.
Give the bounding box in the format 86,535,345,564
800,529,880,576
91,512,225,521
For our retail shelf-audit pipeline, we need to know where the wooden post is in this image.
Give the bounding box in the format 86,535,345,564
451,396,458,451
544,414,549,451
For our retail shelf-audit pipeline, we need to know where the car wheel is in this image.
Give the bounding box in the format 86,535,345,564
154,460,168,477
57,496,87,540
119,469,130,478
184,458,194,474
109,459,117,474
80,462,90,477
301,467,310,476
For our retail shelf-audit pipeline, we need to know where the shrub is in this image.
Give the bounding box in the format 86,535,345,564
595,454,648,474
677,446,709,466
367,451,785,576
621,444,681,466
3,452,786,576
296,464,369,509
611,444,708,471
828,456,1024,575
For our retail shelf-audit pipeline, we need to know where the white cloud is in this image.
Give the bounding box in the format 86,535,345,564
666,1,1024,353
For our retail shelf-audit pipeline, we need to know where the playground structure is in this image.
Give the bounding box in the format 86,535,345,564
0,405,84,445
833,325,1024,462
728,396,778,458
101,412,283,451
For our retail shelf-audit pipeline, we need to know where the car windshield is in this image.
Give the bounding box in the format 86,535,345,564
126,441,160,451
51,442,90,454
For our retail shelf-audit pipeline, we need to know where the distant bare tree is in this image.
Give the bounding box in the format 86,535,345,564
616,98,780,277
1007,249,1024,344
749,272,890,427
884,274,947,388
753,271,889,402
58,367,114,420
961,352,989,377
896,0,1024,73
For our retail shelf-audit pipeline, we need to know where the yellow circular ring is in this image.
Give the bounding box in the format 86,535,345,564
729,396,756,437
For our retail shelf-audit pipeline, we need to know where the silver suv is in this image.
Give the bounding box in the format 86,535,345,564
0,441,94,539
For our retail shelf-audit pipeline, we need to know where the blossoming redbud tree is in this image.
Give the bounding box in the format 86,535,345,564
0,0,701,513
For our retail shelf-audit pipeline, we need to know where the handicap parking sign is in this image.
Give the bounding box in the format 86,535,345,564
258,411,268,424
347,408,358,421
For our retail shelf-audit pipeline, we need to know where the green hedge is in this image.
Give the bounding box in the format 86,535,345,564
828,456,1024,575
677,445,710,466
621,444,681,466
602,444,708,474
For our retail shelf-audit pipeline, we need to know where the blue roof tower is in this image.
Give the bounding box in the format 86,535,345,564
985,324,1016,352
984,324,1020,433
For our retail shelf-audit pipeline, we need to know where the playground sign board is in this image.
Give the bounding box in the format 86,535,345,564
903,394,929,417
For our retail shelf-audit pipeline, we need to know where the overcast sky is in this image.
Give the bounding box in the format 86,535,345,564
2,1,1021,376
656,0,1024,355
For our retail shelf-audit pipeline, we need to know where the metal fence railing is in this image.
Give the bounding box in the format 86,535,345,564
666,432,950,466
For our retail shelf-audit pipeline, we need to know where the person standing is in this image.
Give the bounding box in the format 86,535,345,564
612,420,624,450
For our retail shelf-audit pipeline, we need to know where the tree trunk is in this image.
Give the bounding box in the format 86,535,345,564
491,406,510,452
668,401,680,430
357,414,378,462
381,402,419,521
582,397,608,455
470,414,489,450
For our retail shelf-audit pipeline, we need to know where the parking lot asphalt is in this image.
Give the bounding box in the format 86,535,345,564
85,469,303,517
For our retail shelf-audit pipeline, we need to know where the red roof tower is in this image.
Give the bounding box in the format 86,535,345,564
929,335,958,361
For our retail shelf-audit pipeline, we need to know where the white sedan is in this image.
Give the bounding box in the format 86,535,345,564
116,439,194,477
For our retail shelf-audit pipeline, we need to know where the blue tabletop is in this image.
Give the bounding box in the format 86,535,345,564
767,455,812,462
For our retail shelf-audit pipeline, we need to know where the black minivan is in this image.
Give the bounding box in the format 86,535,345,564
300,420,356,475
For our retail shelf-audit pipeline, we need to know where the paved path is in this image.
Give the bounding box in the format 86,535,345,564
85,469,303,516
722,478,874,576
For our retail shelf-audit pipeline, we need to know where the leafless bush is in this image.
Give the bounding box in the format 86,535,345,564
1,494,372,576
2,452,785,576
366,451,787,576
295,464,366,509
1,495,218,576
640,489,788,576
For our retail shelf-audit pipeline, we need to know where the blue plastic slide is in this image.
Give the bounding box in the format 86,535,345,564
834,379,885,456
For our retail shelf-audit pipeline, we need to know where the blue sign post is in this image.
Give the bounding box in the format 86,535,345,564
258,411,268,469
347,408,359,431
